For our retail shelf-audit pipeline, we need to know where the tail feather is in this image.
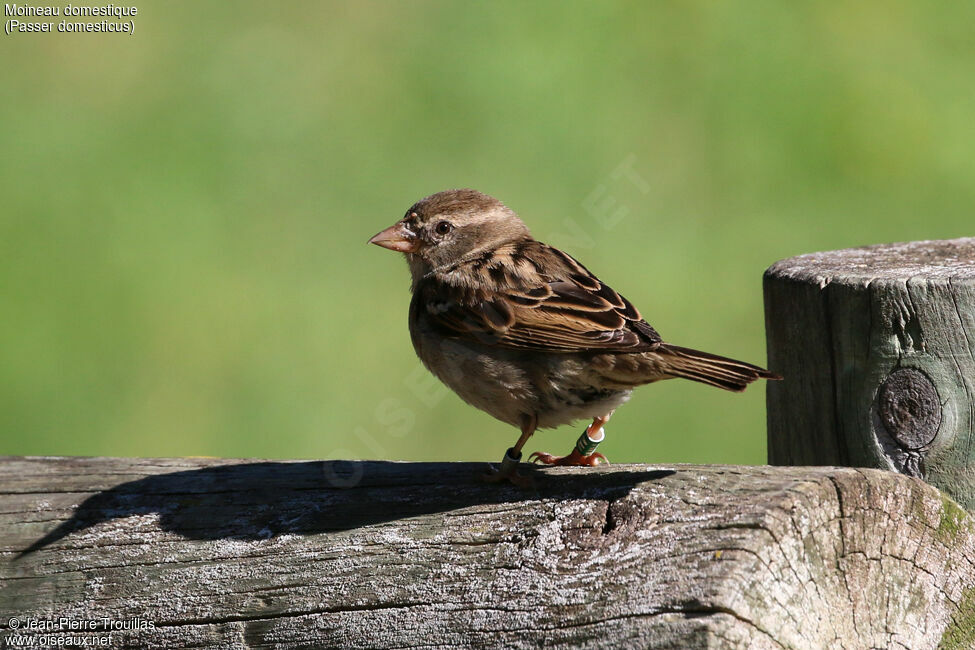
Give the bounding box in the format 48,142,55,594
658,344,781,392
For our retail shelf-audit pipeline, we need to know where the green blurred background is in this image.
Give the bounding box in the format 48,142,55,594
2,1,972,464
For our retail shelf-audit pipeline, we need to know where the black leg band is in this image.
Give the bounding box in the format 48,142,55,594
499,447,522,475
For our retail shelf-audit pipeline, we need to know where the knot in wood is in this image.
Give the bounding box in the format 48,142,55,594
878,368,941,451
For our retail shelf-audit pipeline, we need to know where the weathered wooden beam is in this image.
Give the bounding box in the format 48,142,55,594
1,457,973,649
765,237,975,510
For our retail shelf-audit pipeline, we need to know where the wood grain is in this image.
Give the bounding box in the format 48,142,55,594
2,457,973,649
765,237,975,510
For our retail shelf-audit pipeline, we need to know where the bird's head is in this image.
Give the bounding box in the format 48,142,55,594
368,189,531,281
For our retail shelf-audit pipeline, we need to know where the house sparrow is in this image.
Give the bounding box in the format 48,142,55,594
369,189,780,480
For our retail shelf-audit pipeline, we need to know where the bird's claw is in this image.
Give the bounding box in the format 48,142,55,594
481,463,535,488
529,449,609,467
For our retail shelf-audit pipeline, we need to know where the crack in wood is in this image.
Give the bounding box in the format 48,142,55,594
2,459,972,649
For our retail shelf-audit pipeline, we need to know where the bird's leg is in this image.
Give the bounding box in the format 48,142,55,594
529,414,611,467
483,414,536,487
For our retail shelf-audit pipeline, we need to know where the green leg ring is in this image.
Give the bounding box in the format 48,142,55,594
574,426,605,456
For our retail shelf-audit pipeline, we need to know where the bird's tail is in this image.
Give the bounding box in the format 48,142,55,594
657,344,781,392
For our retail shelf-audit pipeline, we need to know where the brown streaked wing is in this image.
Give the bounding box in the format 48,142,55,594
419,241,661,352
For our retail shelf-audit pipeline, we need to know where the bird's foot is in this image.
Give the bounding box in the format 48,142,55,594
481,447,535,488
529,449,608,467
529,423,609,467
482,464,534,487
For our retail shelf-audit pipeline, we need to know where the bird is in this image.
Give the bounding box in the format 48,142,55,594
368,189,780,482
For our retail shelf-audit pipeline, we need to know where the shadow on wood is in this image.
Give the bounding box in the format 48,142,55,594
16,460,672,555
2,457,974,649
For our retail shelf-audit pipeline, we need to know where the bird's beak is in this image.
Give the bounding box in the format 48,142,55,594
367,221,420,253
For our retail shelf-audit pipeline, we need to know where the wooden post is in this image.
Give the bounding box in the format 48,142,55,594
2,457,974,649
764,237,975,509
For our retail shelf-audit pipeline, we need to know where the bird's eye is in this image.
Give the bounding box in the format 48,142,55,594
435,221,452,236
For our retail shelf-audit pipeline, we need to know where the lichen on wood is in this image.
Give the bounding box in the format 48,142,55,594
1,456,974,649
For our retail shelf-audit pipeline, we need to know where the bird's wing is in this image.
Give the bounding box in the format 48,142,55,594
418,240,662,352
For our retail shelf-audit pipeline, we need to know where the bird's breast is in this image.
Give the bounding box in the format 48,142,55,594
408,299,632,429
